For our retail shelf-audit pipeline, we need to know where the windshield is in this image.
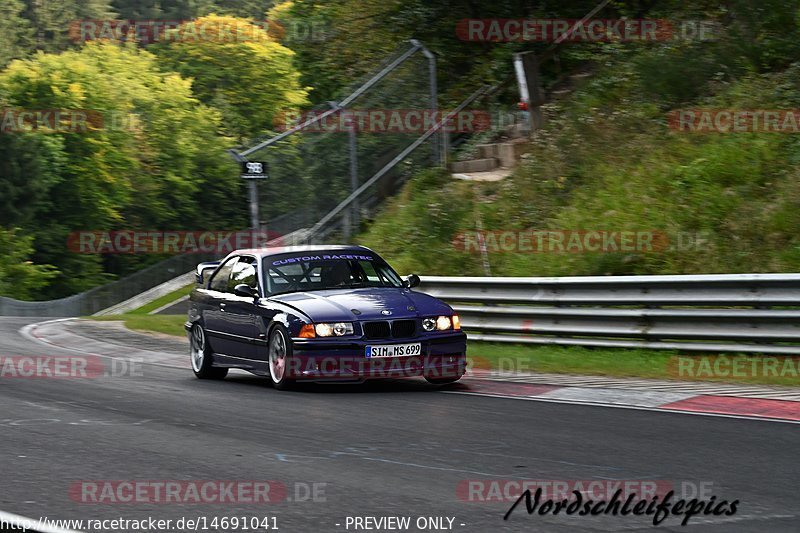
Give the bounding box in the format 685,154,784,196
262,252,403,296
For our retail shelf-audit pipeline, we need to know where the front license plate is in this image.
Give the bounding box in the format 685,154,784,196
365,343,422,358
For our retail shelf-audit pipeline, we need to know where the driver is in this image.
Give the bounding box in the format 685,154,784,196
323,261,352,287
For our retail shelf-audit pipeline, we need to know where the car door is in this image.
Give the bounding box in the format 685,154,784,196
203,256,240,356
221,255,262,361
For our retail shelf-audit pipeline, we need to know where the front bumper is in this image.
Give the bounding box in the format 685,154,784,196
287,332,467,381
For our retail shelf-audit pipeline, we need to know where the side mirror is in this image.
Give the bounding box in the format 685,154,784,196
196,261,221,286
234,284,258,298
403,274,421,289
197,267,216,286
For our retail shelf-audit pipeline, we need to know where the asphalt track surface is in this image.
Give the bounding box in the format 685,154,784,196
1,317,797,532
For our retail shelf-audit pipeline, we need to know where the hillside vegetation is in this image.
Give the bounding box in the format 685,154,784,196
358,36,800,276
2,0,799,298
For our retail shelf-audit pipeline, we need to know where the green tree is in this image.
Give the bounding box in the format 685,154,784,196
22,0,116,53
0,0,31,68
0,228,59,300
0,133,64,229
110,1,272,20
213,0,275,18
279,0,604,105
152,14,309,142
0,42,246,297
110,0,216,19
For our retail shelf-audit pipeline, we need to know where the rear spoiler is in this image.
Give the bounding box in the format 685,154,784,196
195,261,221,286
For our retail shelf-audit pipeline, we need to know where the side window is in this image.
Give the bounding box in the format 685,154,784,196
209,257,237,292
358,261,381,282
229,256,258,293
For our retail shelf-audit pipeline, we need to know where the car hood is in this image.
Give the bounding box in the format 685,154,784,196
266,287,452,322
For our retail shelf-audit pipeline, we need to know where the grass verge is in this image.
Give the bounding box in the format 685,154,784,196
468,343,799,387
92,314,187,337
127,284,195,315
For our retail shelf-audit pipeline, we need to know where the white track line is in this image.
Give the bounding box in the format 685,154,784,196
148,294,190,315
19,319,187,371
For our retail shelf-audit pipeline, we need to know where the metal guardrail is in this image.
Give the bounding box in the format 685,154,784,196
0,253,218,317
418,274,800,354
8,267,800,355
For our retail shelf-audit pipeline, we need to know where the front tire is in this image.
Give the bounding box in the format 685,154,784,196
190,324,228,380
268,325,295,390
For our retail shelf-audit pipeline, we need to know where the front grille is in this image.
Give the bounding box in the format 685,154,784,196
363,321,391,339
362,320,417,339
391,319,416,338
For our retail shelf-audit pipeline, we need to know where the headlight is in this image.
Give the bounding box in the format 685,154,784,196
315,323,333,337
424,316,457,331
333,322,351,336
435,316,452,331
314,322,354,337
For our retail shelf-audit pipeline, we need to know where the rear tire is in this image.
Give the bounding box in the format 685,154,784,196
268,325,295,390
190,324,228,380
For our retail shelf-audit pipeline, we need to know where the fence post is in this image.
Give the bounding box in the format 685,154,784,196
349,124,359,236
515,51,545,134
415,40,441,166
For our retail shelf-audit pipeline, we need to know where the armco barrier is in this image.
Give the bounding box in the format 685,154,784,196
418,274,800,354
6,270,800,355
0,253,217,317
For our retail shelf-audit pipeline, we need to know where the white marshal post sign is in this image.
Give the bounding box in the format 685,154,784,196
240,161,269,230
241,161,268,179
